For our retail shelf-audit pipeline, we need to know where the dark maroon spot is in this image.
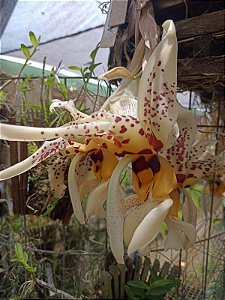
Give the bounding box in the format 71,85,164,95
176,174,186,183
121,139,130,144
147,133,163,151
120,125,127,133
102,143,107,149
139,129,145,136
41,131,44,135
158,61,161,66
148,155,160,174
90,150,103,163
115,116,122,123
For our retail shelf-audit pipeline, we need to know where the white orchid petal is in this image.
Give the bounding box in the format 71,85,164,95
107,155,137,264
138,20,178,146
68,152,86,224
0,138,66,180
94,205,106,219
165,216,196,250
0,122,111,141
86,180,108,218
98,67,135,81
124,200,158,246
48,155,71,199
181,188,197,227
127,198,173,256
50,99,87,120
164,104,197,180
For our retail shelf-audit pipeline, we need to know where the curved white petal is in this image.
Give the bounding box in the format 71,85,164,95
0,122,111,141
181,188,197,227
48,155,71,199
165,216,196,250
138,20,178,146
127,198,173,256
50,99,87,120
98,67,135,81
86,180,108,218
107,155,137,264
0,138,66,180
68,152,87,224
124,200,158,246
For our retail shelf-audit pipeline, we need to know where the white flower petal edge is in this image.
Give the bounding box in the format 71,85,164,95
107,155,138,264
0,138,66,180
0,122,111,142
68,152,86,224
124,200,158,246
86,180,108,219
164,216,196,250
127,198,173,257
50,99,88,120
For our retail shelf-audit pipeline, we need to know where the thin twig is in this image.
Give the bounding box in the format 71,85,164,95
35,278,77,299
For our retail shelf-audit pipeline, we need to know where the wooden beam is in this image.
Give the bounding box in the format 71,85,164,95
0,0,18,37
175,10,225,40
178,55,224,76
154,0,183,10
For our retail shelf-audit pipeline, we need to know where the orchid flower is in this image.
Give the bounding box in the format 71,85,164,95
0,20,181,264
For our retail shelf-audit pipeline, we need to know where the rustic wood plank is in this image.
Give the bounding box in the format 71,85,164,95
154,0,183,10
125,257,134,282
178,55,225,76
118,264,126,299
168,266,180,279
108,0,128,27
133,256,142,281
101,270,113,299
109,265,120,299
140,257,151,282
159,261,170,278
175,10,225,40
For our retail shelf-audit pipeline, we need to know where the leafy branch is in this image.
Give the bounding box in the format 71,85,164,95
0,31,41,91
12,242,76,299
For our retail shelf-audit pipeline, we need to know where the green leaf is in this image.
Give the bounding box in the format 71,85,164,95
149,271,160,283
68,66,81,71
124,285,140,300
57,82,68,100
23,252,28,263
127,280,149,290
28,143,39,153
15,242,24,261
21,44,31,58
90,45,99,60
89,62,101,73
29,31,38,47
189,189,201,208
147,279,181,296
45,76,55,86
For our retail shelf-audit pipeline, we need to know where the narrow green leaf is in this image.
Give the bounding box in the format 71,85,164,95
21,44,31,58
68,66,81,71
127,280,149,290
45,76,55,86
29,31,38,47
90,45,99,60
89,62,102,75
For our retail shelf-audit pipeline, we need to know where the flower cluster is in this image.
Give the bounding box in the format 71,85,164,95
0,20,224,264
